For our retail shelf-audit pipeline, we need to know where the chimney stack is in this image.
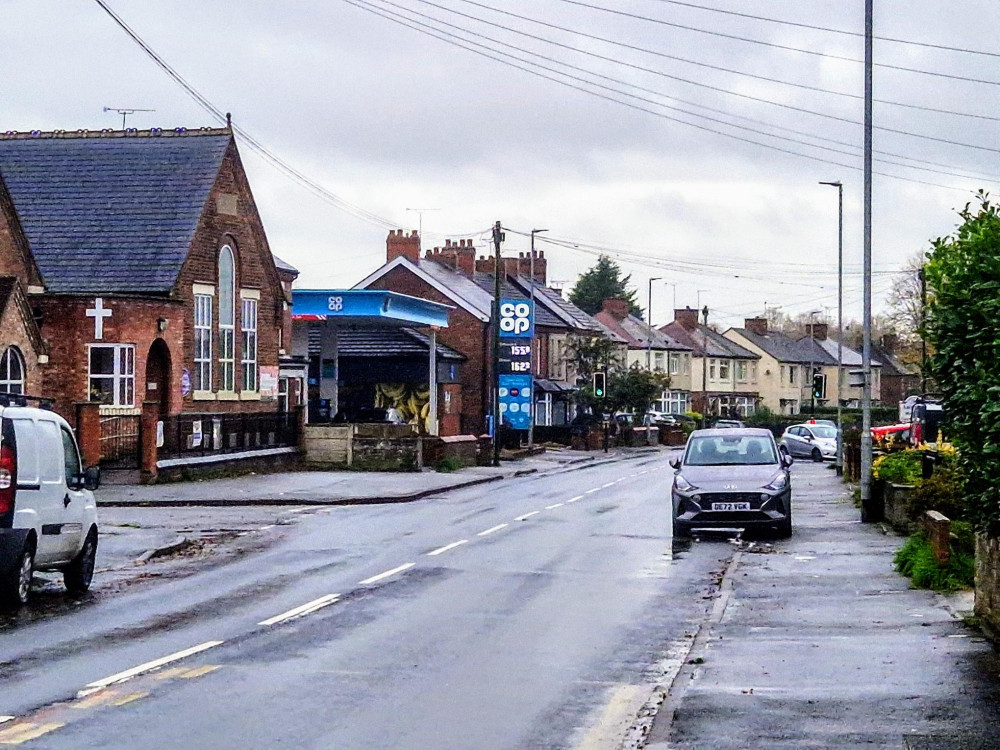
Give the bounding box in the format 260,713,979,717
674,307,699,330
805,322,829,341
425,238,475,275
745,317,768,335
386,229,420,264
602,298,631,321
881,332,899,353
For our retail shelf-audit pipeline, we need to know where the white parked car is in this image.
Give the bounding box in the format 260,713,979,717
0,401,100,606
778,423,839,462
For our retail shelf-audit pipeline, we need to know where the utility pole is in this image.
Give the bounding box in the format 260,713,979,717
701,305,709,428
860,0,875,519
820,180,845,474
528,228,547,451
920,265,928,394
491,221,504,468
647,277,661,370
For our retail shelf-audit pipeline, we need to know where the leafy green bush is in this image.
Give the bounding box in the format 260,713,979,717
873,450,923,485
894,524,975,591
906,463,968,521
435,457,463,473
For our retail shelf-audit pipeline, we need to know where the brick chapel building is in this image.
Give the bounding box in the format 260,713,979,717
0,126,289,424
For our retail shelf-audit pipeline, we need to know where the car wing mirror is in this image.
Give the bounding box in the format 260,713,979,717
83,466,101,491
782,453,794,467
669,457,681,469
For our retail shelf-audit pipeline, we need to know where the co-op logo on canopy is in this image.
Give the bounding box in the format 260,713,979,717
499,300,533,338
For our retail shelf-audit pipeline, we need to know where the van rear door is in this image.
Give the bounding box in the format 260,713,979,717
10,415,64,565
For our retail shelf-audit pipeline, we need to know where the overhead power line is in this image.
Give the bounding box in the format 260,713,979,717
554,0,1000,87
449,0,1000,122
352,0,1000,183
92,0,403,232
646,0,1000,59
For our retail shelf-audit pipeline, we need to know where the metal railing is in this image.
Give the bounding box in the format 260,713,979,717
100,414,141,469
158,410,300,460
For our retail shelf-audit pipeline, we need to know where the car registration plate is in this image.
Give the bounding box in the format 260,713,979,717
711,502,750,511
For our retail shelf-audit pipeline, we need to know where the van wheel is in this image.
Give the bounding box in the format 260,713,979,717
2,546,34,606
65,528,98,595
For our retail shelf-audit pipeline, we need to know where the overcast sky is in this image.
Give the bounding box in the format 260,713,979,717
3,0,998,331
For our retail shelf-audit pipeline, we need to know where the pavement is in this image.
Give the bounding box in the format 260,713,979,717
644,461,1000,749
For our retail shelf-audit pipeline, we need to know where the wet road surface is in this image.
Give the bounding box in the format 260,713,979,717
0,452,740,749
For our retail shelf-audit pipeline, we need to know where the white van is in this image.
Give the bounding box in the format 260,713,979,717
0,403,100,606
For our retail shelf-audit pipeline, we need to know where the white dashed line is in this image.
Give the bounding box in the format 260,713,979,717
359,562,415,585
427,540,469,556
584,488,600,495
566,495,585,503
601,482,616,488
477,524,508,536
545,503,564,510
259,525,275,531
638,470,650,475
259,594,340,626
80,641,224,695
514,511,540,521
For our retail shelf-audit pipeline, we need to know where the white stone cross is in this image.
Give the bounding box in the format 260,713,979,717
86,297,112,340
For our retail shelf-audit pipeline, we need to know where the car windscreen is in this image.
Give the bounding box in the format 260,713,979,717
810,425,838,438
684,435,778,466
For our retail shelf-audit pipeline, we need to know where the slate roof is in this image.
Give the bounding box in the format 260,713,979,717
506,277,605,334
470,273,563,328
661,321,759,359
0,129,232,294
307,325,465,360
594,310,692,351
814,337,882,368
729,327,835,365
872,344,915,377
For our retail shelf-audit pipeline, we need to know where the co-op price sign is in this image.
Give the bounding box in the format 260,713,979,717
499,299,533,339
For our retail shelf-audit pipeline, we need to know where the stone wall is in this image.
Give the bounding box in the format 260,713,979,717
303,423,422,470
883,482,918,533
975,533,1000,640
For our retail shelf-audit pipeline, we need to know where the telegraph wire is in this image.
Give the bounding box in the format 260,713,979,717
352,0,998,184
645,0,1000,60
554,0,1000,87
447,0,1000,122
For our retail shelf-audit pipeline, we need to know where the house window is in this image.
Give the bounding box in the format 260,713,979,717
709,359,717,379
0,347,25,394
194,293,213,391
88,344,135,406
750,362,758,382
242,298,258,391
719,360,730,380
736,361,748,382
654,352,664,371
789,365,798,385
668,352,680,375
218,244,236,392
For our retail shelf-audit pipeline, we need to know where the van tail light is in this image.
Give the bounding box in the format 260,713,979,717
0,444,14,515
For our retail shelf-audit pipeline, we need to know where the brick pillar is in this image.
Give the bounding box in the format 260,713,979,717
923,510,951,565
140,400,159,485
75,402,102,469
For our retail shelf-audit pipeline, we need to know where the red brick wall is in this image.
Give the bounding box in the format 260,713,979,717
0,293,42,396
370,264,490,435
37,296,184,425
0,186,41,287
173,139,284,414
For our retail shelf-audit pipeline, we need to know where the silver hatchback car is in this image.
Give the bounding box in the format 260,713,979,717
670,428,793,538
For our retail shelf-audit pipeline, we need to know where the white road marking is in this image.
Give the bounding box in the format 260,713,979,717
477,524,508,536
566,495,585,503
585,488,600,494
427,540,469,556
545,503,564,510
601,482,616,488
514,511,540,521
638,470,649,475
259,525,275,531
80,641,224,695
259,594,340,626
359,562,415,585
0,717,13,725
287,507,313,514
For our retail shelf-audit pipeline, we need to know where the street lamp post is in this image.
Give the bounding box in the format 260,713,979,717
820,180,844,473
528,228,547,451
647,277,661,371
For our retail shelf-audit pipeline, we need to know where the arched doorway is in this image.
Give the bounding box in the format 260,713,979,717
146,339,172,419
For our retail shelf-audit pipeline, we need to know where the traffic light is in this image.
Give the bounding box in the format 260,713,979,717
593,371,606,399
812,372,825,399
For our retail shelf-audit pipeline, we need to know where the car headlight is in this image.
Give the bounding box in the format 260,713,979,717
763,472,788,492
674,473,698,492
